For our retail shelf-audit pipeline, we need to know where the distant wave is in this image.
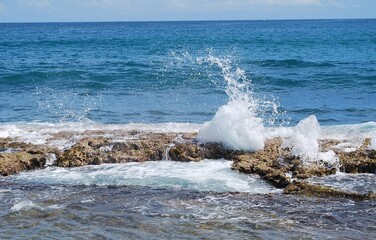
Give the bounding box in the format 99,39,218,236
253,59,336,68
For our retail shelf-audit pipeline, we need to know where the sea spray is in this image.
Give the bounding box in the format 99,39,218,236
371,138,376,150
198,99,265,151
197,54,267,151
286,115,320,161
283,115,339,168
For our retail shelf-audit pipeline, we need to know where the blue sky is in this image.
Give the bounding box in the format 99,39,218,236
0,0,375,22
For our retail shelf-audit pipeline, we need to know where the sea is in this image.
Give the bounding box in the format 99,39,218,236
0,19,375,239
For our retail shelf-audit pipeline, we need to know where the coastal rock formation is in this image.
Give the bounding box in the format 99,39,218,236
231,138,291,188
169,142,234,162
230,138,339,188
0,133,375,200
0,138,59,176
337,150,376,174
0,151,47,176
57,133,178,167
284,181,376,200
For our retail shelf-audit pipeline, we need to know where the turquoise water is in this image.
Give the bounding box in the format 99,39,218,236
1,19,375,125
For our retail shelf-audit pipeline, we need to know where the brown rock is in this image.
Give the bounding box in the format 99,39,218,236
0,151,47,176
169,143,203,162
231,138,291,188
337,150,376,174
56,133,178,167
284,181,376,200
292,165,337,179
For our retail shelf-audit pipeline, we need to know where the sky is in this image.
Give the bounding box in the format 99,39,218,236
0,0,375,22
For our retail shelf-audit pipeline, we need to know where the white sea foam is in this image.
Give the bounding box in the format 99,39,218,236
198,99,265,151
370,138,376,150
320,121,376,139
280,115,339,167
285,115,320,161
0,122,200,149
11,199,37,212
6,160,280,193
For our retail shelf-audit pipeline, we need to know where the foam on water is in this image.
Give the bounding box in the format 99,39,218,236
11,199,37,212
370,138,376,150
307,173,376,194
4,160,279,194
0,122,200,149
280,115,339,167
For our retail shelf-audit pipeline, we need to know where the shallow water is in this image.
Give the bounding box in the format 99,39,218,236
4,160,279,193
0,160,375,239
308,173,376,195
0,183,375,239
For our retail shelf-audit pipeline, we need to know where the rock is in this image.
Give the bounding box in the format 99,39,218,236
1,132,375,201
57,133,178,167
284,181,376,200
201,142,235,160
337,150,376,173
319,138,376,174
169,143,203,162
0,151,47,176
0,138,60,176
291,165,336,179
231,138,291,188
56,137,108,167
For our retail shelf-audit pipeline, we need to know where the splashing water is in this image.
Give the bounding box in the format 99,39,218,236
282,115,339,168
370,135,376,150
197,54,280,151
194,53,339,167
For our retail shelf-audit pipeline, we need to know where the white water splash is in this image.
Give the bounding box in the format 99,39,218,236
197,55,271,151
370,136,376,150
11,199,37,212
282,115,339,168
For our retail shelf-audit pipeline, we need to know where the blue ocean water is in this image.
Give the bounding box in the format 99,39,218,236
1,20,376,239
1,19,375,125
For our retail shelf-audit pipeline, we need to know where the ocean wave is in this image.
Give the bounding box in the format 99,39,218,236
253,59,336,68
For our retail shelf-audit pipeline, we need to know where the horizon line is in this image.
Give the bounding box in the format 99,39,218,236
1,17,375,24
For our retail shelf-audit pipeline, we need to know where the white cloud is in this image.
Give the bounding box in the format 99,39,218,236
80,0,129,8
20,0,50,8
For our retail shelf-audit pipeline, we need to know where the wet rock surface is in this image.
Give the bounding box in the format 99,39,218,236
56,133,177,167
0,138,58,176
0,133,375,199
284,181,376,200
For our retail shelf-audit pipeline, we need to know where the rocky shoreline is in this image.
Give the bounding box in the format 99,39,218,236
1,131,375,200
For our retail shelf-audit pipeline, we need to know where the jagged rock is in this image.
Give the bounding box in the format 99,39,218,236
232,154,290,188
201,142,235,160
337,150,376,173
0,138,60,176
291,165,336,179
1,133,376,201
0,151,47,176
169,143,203,162
231,138,291,188
284,181,376,200
57,134,178,167
56,137,109,167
